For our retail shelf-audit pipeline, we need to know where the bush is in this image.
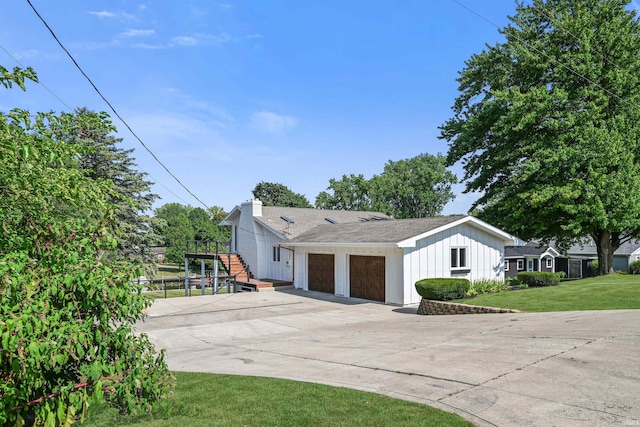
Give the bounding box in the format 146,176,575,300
415,278,471,301
630,260,640,274
516,271,561,287
469,278,506,295
590,260,599,276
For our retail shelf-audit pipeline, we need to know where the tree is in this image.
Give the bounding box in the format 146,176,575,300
0,66,170,426
61,108,161,275
440,0,640,275
252,181,312,208
153,203,230,263
315,154,456,219
372,153,456,218
315,174,374,211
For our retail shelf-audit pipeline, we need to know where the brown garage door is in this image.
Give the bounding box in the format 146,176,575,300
308,254,335,294
349,255,385,302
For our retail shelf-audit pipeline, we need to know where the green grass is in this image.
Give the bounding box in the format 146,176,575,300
454,274,640,312
80,372,472,427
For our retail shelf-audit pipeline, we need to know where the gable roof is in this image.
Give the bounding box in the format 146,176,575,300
505,242,559,258
287,215,515,247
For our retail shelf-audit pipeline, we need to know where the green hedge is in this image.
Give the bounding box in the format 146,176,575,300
630,260,640,274
415,278,471,301
516,271,560,287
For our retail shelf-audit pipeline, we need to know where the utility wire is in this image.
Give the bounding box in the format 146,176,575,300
449,0,630,107
26,0,210,210
0,43,73,111
0,42,192,207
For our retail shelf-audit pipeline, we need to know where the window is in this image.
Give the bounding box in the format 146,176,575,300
273,246,281,262
546,257,553,269
504,259,509,271
450,247,468,269
517,259,524,270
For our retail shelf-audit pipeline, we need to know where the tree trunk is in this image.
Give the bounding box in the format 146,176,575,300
592,231,617,275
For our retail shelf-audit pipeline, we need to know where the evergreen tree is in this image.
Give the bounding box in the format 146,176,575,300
61,108,161,274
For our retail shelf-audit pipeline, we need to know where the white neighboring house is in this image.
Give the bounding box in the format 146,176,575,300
221,199,517,305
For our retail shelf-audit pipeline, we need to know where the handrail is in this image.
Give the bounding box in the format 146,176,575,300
185,240,232,255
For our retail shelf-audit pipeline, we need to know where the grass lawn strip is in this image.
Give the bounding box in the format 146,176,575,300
80,372,472,427
454,274,640,312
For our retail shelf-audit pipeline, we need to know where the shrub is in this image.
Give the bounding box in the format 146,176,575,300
516,271,561,287
590,260,599,276
630,260,640,274
469,278,506,295
415,278,471,301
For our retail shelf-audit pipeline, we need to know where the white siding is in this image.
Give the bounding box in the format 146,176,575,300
291,245,404,305
403,223,505,305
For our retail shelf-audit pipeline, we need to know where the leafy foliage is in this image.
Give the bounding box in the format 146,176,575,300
252,182,312,208
60,108,161,276
630,260,640,274
441,0,640,275
153,203,230,263
315,153,456,218
468,279,507,296
0,66,170,426
415,278,471,301
516,272,561,287
315,174,374,211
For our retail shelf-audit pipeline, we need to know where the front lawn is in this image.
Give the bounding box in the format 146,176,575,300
81,372,472,427
454,274,640,312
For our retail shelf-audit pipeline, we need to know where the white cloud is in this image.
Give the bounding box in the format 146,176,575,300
120,29,155,37
87,10,137,21
88,10,117,18
244,34,263,40
250,111,298,134
170,36,199,47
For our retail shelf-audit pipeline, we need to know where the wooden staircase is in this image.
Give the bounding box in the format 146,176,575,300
217,253,251,282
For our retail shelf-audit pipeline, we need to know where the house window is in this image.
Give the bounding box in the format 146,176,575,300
451,247,468,269
517,259,524,270
546,257,553,269
504,260,509,271
273,246,281,262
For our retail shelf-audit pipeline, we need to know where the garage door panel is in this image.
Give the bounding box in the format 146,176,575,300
308,254,335,294
349,255,385,302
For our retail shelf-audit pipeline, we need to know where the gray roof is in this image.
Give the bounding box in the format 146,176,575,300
287,216,466,244
257,206,392,239
505,242,551,258
565,239,640,256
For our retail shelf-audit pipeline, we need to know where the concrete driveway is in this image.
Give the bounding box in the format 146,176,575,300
137,289,640,426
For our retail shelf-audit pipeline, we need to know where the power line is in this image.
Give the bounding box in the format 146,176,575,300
0,43,73,111
448,0,631,107
26,0,210,210
0,42,192,207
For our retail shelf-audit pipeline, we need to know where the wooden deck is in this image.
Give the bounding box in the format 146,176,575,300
234,278,293,292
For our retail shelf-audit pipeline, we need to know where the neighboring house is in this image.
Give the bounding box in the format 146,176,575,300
150,246,166,263
504,242,559,278
221,199,516,305
506,239,640,278
559,239,640,277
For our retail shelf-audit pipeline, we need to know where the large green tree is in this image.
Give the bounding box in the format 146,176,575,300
440,0,640,275
60,108,161,275
315,174,374,211
154,203,230,263
372,153,456,218
252,181,312,208
315,154,456,218
0,66,169,426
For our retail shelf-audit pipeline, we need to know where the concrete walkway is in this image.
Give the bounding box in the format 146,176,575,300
137,289,640,426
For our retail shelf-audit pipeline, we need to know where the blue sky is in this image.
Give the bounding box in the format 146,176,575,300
1,1,519,215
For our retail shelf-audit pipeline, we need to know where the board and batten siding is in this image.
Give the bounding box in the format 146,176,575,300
403,223,505,305
234,214,292,282
293,246,404,305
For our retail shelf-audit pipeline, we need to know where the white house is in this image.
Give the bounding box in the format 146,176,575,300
221,199,517,305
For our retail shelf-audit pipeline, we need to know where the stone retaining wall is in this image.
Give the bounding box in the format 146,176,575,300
417,298,520,315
